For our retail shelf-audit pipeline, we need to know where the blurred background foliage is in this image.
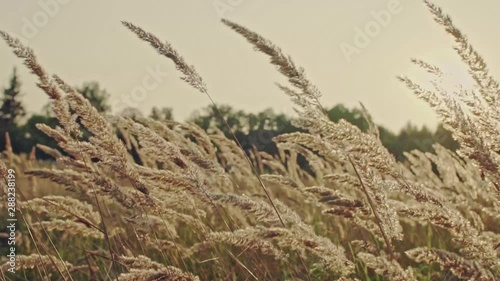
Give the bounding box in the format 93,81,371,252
0,67,458,162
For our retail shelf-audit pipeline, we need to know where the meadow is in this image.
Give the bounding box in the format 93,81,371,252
1,1,500,280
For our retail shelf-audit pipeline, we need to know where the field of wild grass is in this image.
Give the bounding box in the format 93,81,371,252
1,1,500,280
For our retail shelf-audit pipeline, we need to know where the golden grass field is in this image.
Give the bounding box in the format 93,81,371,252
1,1,500,280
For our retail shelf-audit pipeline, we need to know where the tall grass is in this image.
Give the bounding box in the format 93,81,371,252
1,1,499,280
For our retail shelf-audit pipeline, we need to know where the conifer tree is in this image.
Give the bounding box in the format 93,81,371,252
0,67,26,128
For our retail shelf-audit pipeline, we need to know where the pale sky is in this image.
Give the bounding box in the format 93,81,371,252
1,1,499,132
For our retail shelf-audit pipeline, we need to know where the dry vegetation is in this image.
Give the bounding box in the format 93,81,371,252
1,1,500,280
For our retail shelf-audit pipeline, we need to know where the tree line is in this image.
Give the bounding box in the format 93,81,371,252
0,68,458,161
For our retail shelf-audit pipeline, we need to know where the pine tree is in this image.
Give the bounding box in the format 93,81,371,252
0,68,26,153
0,68,26,128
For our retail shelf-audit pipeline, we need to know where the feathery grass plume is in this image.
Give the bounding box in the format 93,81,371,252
124,200,207,234
132,118,223,175
424,1,500,108
398,75,500,195
257,150,289,175
421,144,491,205
221,19,323,110
50,78,150,195
40,201,101,236
198,185,354,276
276,139,339,184
207,226,289,260
25,168,85,188
402,150,442,187
349,156,402,255
138,235,185,254
121,21,206,93
328,120,444,206
112,117,242,239
0,32,81,138
282,142,330,184
209,128,254,178
0,32,60,100
260,174,367,219
260,174,301,189
31,220,104,239
276,125,442,205
133,117,209,161
406,248,496,280
125,214,179,239
209,225,354,276
273,133,342,171
34,123,69,145
304,186,366,218
274,132,403,244
122,21,287,229
400,1,500,194
0,254,73,276
184,123,219,157
222,12,444,204
410,58,443,76
324,173,362,190
25,168,147,209
117,255,200,281
0,158,6,178
113,117,219,199
397,203,498,267
21,196,101,225
118,269,200,281
207,190,354,276
36,144,63,160
357,253,416,281
208,193,299,226
220,19,487,265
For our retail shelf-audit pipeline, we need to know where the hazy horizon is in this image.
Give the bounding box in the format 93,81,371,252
1,1,499,132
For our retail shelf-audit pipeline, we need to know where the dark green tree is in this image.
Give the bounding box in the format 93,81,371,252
378,125,401,159
327,104,369,131
150,107,173,121
0,68,26,128
397,123,435,153
190,104,246,135
0,68,26,152
433,123,459,151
